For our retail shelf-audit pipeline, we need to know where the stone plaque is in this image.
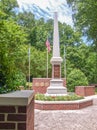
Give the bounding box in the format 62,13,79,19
45,82,49,87
40,82,44,87
54,65,60,78
35,82,39,87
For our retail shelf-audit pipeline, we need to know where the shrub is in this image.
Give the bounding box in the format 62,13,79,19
0,70,26,94
67,69,88,92
35,93,84,101
8,71,26,89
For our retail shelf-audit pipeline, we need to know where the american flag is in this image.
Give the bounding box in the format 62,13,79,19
45,39,51,52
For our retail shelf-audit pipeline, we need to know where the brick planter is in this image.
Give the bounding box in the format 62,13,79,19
0,90,34,130
75,86,95,96
32,78,66,94
35,98,93,110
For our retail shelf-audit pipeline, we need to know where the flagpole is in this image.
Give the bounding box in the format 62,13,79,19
46,38,51,78
64,45,66,79
47,48,48,78
28,44,31,88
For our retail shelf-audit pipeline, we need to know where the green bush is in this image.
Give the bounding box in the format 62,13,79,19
8,71,26,89
0,70,26,94
67,69,88,92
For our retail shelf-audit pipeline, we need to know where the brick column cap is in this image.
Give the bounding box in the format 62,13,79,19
0,90,34,106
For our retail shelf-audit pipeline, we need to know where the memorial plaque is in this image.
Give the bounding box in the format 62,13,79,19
40,82,44,87
54,65,60,78
45,82,49,87
35,82,39,87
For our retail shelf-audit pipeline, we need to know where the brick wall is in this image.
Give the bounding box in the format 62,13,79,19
33,78,66,94
75,86,95,96
35,99,93,110
0,90,34,130
27,98,34,130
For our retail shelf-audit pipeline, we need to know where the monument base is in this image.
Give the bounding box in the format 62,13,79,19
46,79,67,96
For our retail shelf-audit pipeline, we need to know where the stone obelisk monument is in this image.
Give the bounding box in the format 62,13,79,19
46,12,67,95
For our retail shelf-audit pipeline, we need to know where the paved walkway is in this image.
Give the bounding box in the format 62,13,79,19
35,96,97,130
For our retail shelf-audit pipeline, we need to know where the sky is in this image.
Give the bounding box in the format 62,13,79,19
17,0,73,26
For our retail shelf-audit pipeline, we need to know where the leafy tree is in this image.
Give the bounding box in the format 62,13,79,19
59,23,82,46
0,11,27,93
15,44,52,79
67,69,88,92
61,42,96,85
16,11,36,45
16,12,51,50
85,52,96,83
66,0,97,83
0,0,18,19
30,46,52,78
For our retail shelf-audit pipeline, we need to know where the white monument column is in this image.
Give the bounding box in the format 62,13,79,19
46,12,67,95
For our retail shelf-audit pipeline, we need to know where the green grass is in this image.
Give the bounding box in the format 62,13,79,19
25,82,33,89
26,82,32,86
35,93,84,101
95,88,97,94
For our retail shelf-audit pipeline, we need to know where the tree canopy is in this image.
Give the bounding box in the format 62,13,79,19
67,0,97,83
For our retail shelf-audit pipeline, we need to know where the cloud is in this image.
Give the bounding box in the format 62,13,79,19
17,0,49,9
17,0,73,26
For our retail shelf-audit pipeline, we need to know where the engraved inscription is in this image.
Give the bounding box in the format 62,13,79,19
54,65,60,78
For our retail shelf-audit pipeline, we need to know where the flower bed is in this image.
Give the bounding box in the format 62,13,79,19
35,93,84,101
35,93,93,110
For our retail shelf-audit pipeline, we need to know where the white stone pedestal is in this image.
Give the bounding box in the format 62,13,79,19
46,79,67,96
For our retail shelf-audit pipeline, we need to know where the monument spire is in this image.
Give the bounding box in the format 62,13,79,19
46,12,67,96
53,12,60,57
50,12,63,79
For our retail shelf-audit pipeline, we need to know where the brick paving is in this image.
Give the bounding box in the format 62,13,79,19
35,96,97,130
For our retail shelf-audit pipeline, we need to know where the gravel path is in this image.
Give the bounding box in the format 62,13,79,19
35,97,97,130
